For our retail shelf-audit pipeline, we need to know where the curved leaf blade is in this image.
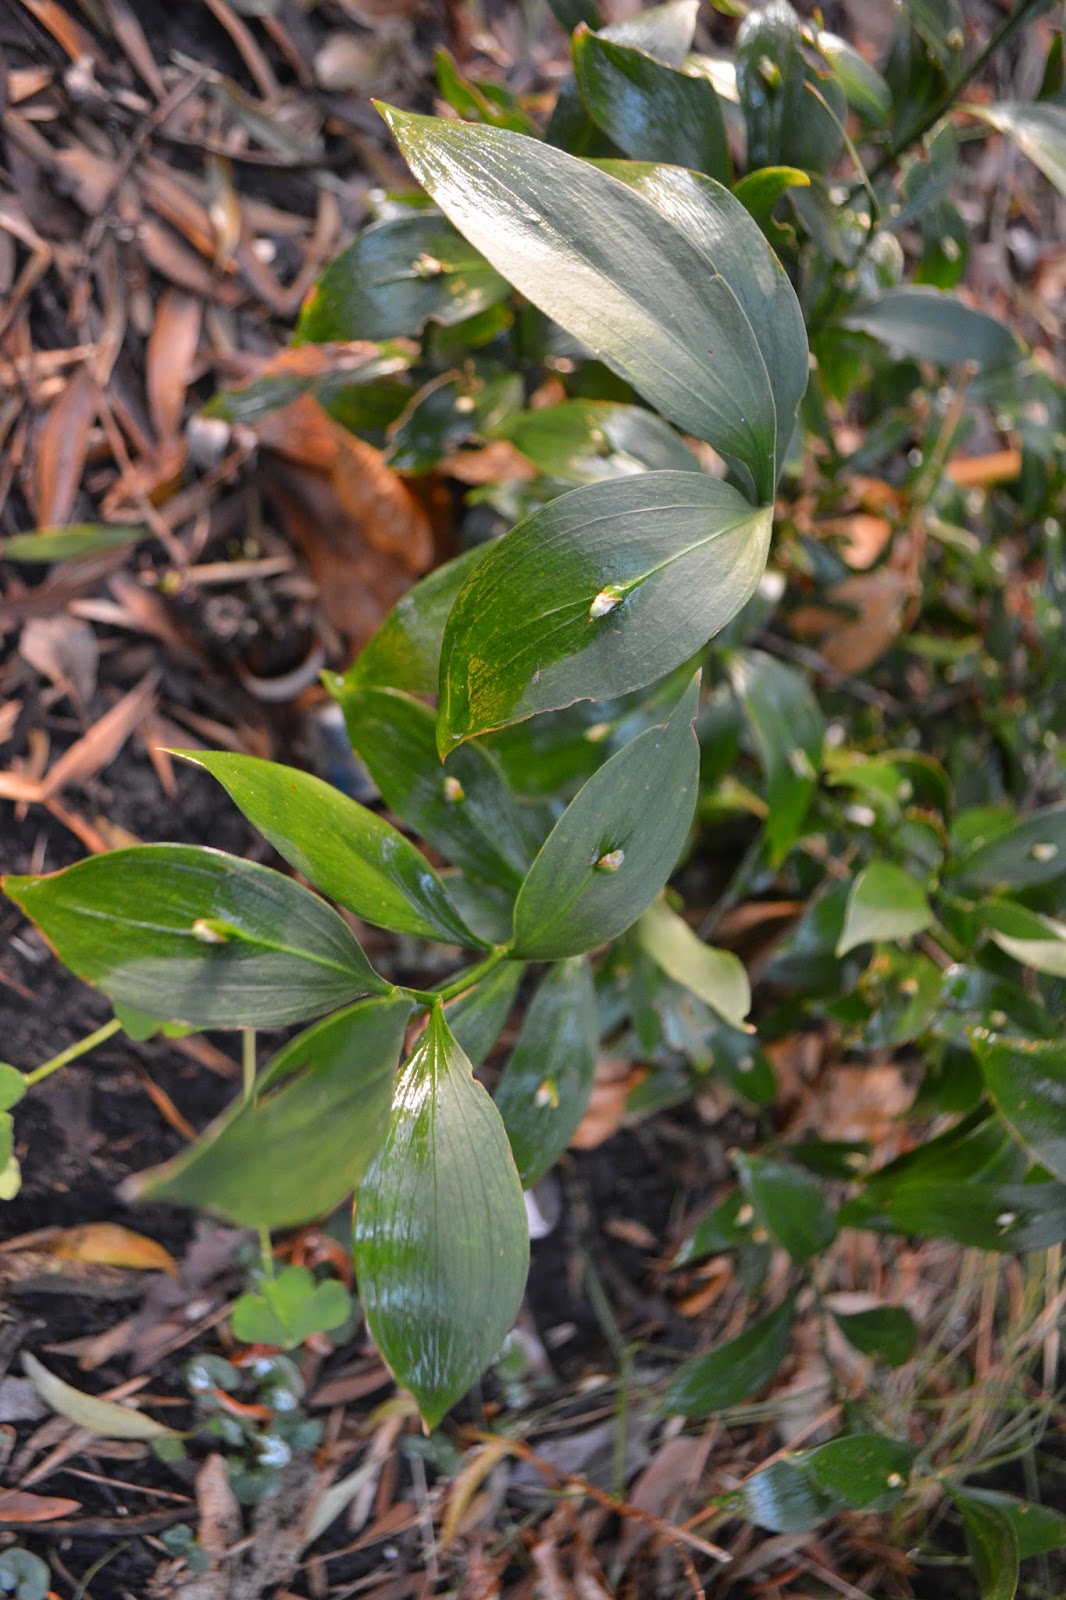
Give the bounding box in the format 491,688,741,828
354,1008,529,1428
511,677,700,959
4,846,387,1028
661,1294,795,1416
494,958,599,1185
439,473,771,747
836,862,933,957
339,688,533,889
179,752,481,947
974,1034,1066,1184
970,102,1066,199
131,996,411,1228
573,31,731,183
841,287,1021,370
377,105,778,501
637,897,751,1027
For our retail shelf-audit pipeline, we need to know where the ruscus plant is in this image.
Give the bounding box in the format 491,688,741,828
6,1,1066,1589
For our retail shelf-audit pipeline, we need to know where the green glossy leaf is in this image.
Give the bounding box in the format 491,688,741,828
594,160,808,481
231,1267,350,1349
131,996,411,1228
4,846,387,1028
337,546,488,698
974,1034,1066,1182
799,1434,916,1508
3,523,147,563
573,31,730,183
354,1007,528,1428
179,752,479,947
817,30,891,122
494,400,697,483
841,288,1021,370
833,1305,918,1366
600,0,697,63
377,106,782,501
112,1002,195,1042
0,1064,26,1112
950,1489,1066,1561
661,1294,794,1416
671,1189,748,1266
637,898,750,1027
23,1352,174,1440
296,214,509,343
982,901,1066,977
510,678,700,959
735,0,846,173
438,474,771,748
442,960,525,1067
950,803,1066,889
952,1488,1021,1600
731,165,810,234
735,1153,836,1262
549,0,602,29
836,863,934,956
723,1458,838,1532
494,958,598,1186
339,688,532,889
840,1173,1066,1253
727,648,823,863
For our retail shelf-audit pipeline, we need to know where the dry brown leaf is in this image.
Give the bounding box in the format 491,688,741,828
440,1436,515,1548
0,1488,82,1523
792,564,916,675
946,448,1022,487
146,289,202,445
18,615,98,710
139,218,243,307
34,366,97,527
102,0,165,98
47,1223,178,1277
41,669,158,797
818,511,893,570
50,146,115,217
17,0,107,64
569,1058,647,1150
617,1434,711,1564
442,441,539,486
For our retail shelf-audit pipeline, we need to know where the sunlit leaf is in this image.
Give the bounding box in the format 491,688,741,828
836,862,934,956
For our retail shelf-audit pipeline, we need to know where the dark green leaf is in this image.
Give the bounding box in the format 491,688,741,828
377,106,784,501
296,214,509,343
736,0,846,172
3,524,147,563
974,1033,1066,1181
573,31,730,183
179,751,479,947
735,1153,836,1262
840,1174,1066,1253
510,678,700,959
841,288,1021,369
833,1305,918,1366
950,1488,1066,1561
595,159,808,481
442,960,525,1067
494,400,697,483
354,1007,528,1428
952,1488,1021,1600
231,1267,350,1349
336,546,488,698
908,0,965,66
817,31,892,121
950,803,1066,889
727,648,823,863
438,474,771,748
982,901,1066,977
4,847,387,1028
836,862,934,956
549,0,602,29
723,1458,839,1532
131,996,411,1227
661,1294,794,1416
671,1189,748,1266
494,958,598,1185
339,688,532,889
800,1434,916,1508
637,898,750,1027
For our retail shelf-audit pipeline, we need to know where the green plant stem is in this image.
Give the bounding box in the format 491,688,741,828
405,947,508,1008
242,1028,256,1101
259,1226,275,1282
22,1016,122,1087
866,0,1049,186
